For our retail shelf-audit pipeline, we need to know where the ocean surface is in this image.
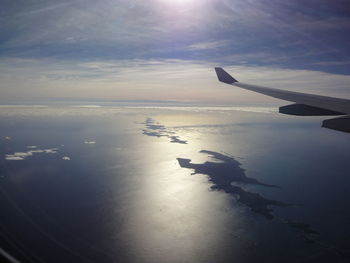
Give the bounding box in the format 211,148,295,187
0,105,349,263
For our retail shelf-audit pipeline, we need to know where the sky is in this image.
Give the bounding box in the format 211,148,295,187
1,0,350,104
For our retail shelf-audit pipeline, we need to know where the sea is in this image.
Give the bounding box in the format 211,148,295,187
0,104,349,263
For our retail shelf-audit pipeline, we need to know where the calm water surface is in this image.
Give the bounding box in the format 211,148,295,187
0,106,349,263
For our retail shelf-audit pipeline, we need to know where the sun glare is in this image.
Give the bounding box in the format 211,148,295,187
160,0,194,5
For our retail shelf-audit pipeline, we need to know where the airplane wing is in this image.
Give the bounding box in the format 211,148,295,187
214,67,350,133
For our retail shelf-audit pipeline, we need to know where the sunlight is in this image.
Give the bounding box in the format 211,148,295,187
175,0,192,3
159,0,194,5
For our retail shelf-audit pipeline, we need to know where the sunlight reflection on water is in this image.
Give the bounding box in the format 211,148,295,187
0,107,349,262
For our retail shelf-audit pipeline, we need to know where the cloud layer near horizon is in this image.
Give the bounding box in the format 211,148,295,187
1,0,350,103
1,58,350,104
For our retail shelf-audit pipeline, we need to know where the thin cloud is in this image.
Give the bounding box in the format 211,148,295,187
187,40,230,51
5,156,25,161
27,145,37,149
1,58,350,104
311,60,350,66
13,2,72,18
84,141,96,144
2,0,349,64
44,148,59,153
5,148,59,161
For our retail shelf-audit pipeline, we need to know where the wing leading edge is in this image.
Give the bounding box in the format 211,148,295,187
215,67,350,133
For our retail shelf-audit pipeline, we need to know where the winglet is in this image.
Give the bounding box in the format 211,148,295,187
215,67,238,84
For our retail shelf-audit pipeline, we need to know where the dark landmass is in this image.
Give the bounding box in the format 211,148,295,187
176,150,331,248
144,118,166,131
142,118,187,144
170,136,187,144
142,130,166,137
286,221,320,235
142,119,325,247
177,150,291,219
285,220,350,258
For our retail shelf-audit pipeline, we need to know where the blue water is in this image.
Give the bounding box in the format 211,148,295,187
0,106,349,263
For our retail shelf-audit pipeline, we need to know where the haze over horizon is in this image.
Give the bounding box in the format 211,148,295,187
1,0,350,104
